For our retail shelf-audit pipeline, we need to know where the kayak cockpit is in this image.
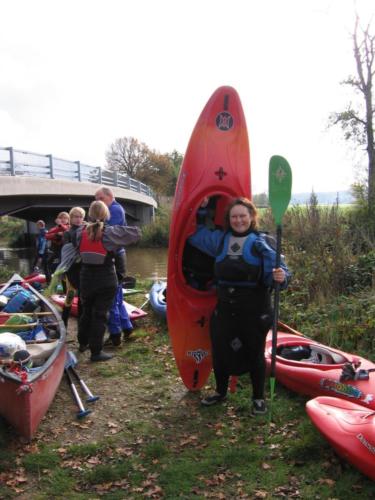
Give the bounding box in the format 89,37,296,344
276,342,349,366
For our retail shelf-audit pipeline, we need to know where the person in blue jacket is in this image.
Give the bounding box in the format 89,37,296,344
32,220,48,278
95,186,133,346
189,197,291,415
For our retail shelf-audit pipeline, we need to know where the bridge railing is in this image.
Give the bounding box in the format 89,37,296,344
0,147,154,197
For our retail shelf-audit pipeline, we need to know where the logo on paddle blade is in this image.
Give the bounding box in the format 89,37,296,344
187,349,209,364
216,111,233,131
275,165,287,183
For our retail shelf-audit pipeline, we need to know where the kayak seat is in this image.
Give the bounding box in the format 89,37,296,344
278,344,346,364
307,345,346,364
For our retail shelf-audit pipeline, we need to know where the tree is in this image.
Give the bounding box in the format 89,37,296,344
330,15,375,209
253,192,268,207
105,136,183,196
137,150,183,197
105,137,151,177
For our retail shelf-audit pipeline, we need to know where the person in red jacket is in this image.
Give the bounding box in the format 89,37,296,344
46,211,70,281
76,201,141,362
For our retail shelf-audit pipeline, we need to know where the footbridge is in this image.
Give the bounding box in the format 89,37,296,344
0,147,157,230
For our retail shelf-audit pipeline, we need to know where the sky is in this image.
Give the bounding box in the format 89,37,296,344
0,0,374,195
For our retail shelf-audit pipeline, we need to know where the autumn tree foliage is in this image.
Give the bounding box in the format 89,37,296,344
106,137,151,178
105,136,182,196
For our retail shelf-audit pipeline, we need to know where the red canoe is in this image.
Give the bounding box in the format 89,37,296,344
167,86,251,391
306,396,375,481
265,323,375,409
0,274,66,440
50,294,147,321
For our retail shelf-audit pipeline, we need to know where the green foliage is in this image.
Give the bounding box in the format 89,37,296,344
261,200,354,305
139,205,171,247
0,217,24,246
0,265,13,283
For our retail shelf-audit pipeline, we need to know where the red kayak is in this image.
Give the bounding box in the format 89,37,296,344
265,322,375,410
0,272,46,289
50,294,147,321
23,272,46,286
0,274,66,440
306,396,375,481
167,86,251,391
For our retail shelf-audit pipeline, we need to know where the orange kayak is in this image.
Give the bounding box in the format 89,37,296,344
167,86,251,391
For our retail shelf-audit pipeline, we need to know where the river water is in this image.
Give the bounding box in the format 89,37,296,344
0,246,168,281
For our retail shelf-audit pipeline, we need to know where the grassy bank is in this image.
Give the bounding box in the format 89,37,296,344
2,200,375,496
1,295,375,498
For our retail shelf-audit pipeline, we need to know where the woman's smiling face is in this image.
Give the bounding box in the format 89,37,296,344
229,204,253,233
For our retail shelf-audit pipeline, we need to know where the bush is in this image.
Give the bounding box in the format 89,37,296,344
139,206,171,247
0,217,24,246
260,200,354,305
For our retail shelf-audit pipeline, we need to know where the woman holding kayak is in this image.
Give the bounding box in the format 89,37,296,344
189,197,291,415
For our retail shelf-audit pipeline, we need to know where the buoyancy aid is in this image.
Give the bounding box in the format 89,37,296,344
215,232,262,287
79,228,113,266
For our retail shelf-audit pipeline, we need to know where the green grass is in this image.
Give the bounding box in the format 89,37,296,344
2,204,375,498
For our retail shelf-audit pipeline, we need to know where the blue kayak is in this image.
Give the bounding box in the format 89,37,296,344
149,281,166,318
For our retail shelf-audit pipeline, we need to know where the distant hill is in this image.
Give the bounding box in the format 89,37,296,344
291,190,354,205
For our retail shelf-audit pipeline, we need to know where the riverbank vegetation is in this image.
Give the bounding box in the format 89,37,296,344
0,216,25,246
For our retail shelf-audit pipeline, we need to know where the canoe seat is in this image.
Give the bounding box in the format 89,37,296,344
27,341,59,366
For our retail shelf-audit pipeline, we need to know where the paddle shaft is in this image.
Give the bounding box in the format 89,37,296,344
65,368,91,417
69,365,99,402
270,224,282,378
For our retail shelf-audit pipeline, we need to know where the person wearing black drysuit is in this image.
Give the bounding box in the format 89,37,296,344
76,200,141,362
188,197,291,415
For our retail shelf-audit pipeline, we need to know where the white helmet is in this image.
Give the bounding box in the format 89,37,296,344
0,332,27,358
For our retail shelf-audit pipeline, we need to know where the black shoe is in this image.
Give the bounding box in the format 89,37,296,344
90,351,113,362
201,393,226,406
78,344,88,353
122,328,134,340
251,399,267,415
104,335,121,347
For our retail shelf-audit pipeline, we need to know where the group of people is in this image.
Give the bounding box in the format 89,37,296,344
34,187,141,362
33,192,290,414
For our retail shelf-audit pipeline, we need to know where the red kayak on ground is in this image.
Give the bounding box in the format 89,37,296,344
50,294,147,321
265,322,375,409
167,86,251,391
23,272,46,286
306,396,375,481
